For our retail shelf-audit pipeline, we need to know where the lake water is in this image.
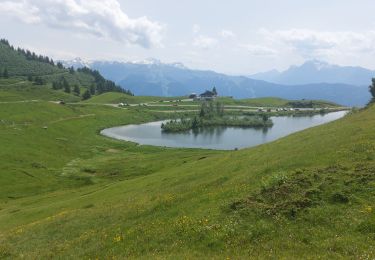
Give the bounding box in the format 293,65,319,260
101,111,347,150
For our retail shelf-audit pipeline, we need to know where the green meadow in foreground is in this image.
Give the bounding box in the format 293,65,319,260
0,88,375,258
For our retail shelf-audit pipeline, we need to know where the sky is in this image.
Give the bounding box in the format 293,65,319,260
1,0,375,74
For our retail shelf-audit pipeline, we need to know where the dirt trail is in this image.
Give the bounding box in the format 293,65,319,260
50,114,96,124
0,100,39,104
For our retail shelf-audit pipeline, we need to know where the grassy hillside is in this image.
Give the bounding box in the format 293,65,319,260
0,42,60,77
0,79,80,102
83,92,177,104
0,40,132,101
0,41,90,86
0,95,374,258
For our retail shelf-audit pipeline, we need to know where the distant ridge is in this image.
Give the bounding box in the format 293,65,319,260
63,58,371,107
250,59,375,86
61,57,92,69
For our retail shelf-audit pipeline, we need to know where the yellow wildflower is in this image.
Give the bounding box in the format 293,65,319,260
113,234,122,243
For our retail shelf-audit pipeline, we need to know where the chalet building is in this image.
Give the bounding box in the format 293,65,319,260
190,88,218,101
198,90,217,100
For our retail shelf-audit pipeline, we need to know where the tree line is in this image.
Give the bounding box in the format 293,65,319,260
77,67,133,96
369,79,375,102
1,38,55,66
50,66,133,99
1,38,133,99
0,68,9,78
51,76,80,96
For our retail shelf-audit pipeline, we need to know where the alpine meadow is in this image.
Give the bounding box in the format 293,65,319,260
1,1,375,259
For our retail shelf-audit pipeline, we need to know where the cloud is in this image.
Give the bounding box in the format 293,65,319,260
0,0,164,48
0,1,41,23
192,24,201,34
240,44,277,56
193,35,218,49
221,30,235,38
260,28,375,58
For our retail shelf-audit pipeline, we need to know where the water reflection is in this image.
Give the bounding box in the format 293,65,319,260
101,111,348,150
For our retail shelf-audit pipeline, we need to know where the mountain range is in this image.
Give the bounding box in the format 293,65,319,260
250,60,374,86
63,58,373,107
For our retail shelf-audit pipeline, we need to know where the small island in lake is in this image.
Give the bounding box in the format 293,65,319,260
161,101,273,132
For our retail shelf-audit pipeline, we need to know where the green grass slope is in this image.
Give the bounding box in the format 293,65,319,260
83,92,172,104
0,41,132,101
0,96,374,258
0,42,90,87
0,42,60,77
0,79,80,102
0,42,90,86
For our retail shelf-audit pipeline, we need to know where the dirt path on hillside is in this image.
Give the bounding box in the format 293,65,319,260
50,114,96,124
0,100,39,104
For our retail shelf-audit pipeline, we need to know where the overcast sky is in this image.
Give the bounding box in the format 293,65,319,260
1,0,375,74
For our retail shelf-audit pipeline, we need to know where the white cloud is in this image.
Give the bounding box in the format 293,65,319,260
193,35,218,49
192,24,201,34
0,1,41,23
240,44,277,56
0,0,164,48
221,30,235,38
260,28,375,58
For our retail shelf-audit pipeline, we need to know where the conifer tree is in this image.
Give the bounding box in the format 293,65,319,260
89,84,96,95
34,76,45,85
369,78,375,101
64,84,71,93
212,86,217,95
82,90,91,100
73,85,80,95
57,62,64,69
3,68,9,78
52,81,59,90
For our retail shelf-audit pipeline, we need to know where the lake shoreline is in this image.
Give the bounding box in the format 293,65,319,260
101,111,348,151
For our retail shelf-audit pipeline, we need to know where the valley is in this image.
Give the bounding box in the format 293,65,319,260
0,73,374,258
0,32,374,259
